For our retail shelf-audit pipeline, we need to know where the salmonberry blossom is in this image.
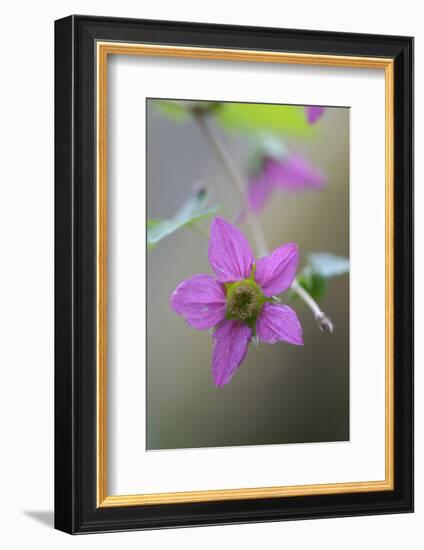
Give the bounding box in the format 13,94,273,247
170,217,303,387
305,106,325,124
248,153,326,212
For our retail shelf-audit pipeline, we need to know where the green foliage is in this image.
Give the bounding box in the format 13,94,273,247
308,253,350,278
293,253,349,302
297,271,328,302
151,100,191,121
147,188,218,249
216,103,313,136
152,100,313,136
152,100,223,122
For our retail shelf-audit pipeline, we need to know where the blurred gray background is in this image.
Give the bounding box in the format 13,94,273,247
146,101,349,450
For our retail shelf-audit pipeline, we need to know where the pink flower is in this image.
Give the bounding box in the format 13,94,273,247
248,154,326,212
170,217,303,387
305,106,325,124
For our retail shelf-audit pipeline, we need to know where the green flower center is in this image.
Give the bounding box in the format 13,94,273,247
225,279,265,324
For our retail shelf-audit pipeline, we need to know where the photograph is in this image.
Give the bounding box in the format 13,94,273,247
0,0,418,545
146,99,350,451
51,14,413,534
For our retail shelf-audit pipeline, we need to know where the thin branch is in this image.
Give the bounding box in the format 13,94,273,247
193,110,333,332
193,111,268,258
291,280,334,332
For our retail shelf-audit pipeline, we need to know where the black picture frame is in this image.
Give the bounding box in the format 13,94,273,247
55,14,413,534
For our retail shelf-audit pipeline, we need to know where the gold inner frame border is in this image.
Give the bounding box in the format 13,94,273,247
96,42,394,508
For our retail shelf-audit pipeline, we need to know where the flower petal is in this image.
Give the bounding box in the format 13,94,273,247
247,173,274,212
208,217,254,283
255,243,299,297
211,320,252,387
170,274,226,330
264,155,326,191
305,106,325,124
257,303,303,345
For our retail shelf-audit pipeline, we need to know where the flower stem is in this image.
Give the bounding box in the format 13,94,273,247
194,111,333,333
291,279,334,332
193,111,269,258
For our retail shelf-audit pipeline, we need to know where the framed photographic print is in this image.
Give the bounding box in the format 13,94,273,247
54,15,413,534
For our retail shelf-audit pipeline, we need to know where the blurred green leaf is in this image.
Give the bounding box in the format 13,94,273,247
147,188,218,249
152,100,223,122
297,272,328,302
151,100,191,122
216,103,313,136
290,253,349,303
308,253,350,278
